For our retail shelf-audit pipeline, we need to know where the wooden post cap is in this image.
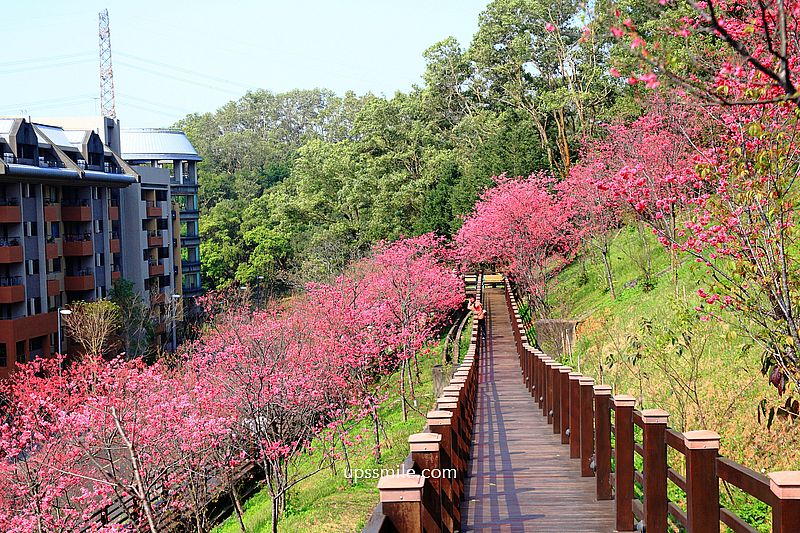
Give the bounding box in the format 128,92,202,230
453,370,470,377
769,471,800,499
593,385,613,396
568,372,583,381
409,432,442,452
683,430,720,450
378,474,425,502
427,410,453,425
579,377,595,385
640,408,669,424
443,384,464,392
437,398,458,409
559,367,572,374
612,394,636,407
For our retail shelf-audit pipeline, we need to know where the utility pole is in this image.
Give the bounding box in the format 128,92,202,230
98,9,117,119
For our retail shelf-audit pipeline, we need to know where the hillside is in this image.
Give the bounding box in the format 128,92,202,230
547,224,800,530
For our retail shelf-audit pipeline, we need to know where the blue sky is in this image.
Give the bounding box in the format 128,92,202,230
1,1,489,128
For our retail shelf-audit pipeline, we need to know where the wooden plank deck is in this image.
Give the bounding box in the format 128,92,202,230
462,288,616,532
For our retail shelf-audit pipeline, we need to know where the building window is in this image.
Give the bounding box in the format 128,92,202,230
27,297,41,315
23,183,33,198
16,341,26,363
94,219,104,233
51,222,60,238
0,343,6,367
96,253,104,267
92,186,101,200
26,259,39,276
29,336,43,352
25,221,37,237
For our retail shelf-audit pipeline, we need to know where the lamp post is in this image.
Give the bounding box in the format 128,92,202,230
57,307,72,354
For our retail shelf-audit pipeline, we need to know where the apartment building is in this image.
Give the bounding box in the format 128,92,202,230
0,118,136,378
120,128,202,298
0,118,203,379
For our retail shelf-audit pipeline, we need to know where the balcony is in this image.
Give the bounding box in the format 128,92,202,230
65,270,95,291
147,230,163,248
44,201,61,222
44,237,59,259
62,234,93,256
146,200,163,218
109,236,121,254
112,269,121,282
0,276,24,303
0,198,21,224
62,199,92,222
47,279,60,296
151,292,165,304
0,238,23,263
148,260,165,277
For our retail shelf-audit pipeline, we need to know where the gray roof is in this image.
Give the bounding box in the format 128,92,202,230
34,124,81,153
121,128,201,161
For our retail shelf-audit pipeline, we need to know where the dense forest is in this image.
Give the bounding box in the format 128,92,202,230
177,0,643,288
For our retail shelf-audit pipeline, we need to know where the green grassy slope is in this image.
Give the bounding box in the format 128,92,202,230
548,224,800,531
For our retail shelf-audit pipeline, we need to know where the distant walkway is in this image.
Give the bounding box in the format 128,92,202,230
462,288,615,532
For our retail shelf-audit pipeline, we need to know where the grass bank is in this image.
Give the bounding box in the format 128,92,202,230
546,223,800,531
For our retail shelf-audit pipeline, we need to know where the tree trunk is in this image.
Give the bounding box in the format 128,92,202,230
231,484,247,533
372,407,382,460
602,249,616,300
399,361,408,421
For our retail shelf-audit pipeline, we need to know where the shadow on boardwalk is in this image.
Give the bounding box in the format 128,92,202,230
462,288,616,532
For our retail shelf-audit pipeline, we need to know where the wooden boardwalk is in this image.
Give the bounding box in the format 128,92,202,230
462,288,616,532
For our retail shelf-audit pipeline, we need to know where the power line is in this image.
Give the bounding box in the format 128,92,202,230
0,52,93,68
117,93,194,114
0,58,94,75
116,52,253,90
114,60,244,96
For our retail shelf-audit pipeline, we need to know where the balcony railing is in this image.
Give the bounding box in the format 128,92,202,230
63,233,93,242
146,200,160,208
0,237,21,247
0,276,22,287
111,231,120,240
66,268,94,277
0,198,20,207
62,199,90,207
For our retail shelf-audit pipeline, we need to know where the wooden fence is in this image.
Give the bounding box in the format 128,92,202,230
504,277,800,533
362,274,484,533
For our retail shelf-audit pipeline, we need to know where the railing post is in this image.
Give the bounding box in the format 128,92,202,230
550,363,563,433
579,377,595,477
546,361,558,425
409,433,443,533
593,385,613,499
568,373,583,459
378,474,425,532
641,409,669,533
613,395,636,532
769,471,800,533
683,430,720,532
559,367,571,445
427,410,456,533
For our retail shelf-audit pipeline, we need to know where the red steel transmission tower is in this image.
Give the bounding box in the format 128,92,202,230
98,9,117,119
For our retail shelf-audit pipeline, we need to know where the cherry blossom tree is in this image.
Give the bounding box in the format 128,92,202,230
456,173,577,317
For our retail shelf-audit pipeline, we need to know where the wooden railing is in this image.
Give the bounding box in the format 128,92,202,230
363,274,484,533
504,277,800,533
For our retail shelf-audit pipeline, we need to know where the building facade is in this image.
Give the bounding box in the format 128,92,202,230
0,118,202,380
120,128,202,298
